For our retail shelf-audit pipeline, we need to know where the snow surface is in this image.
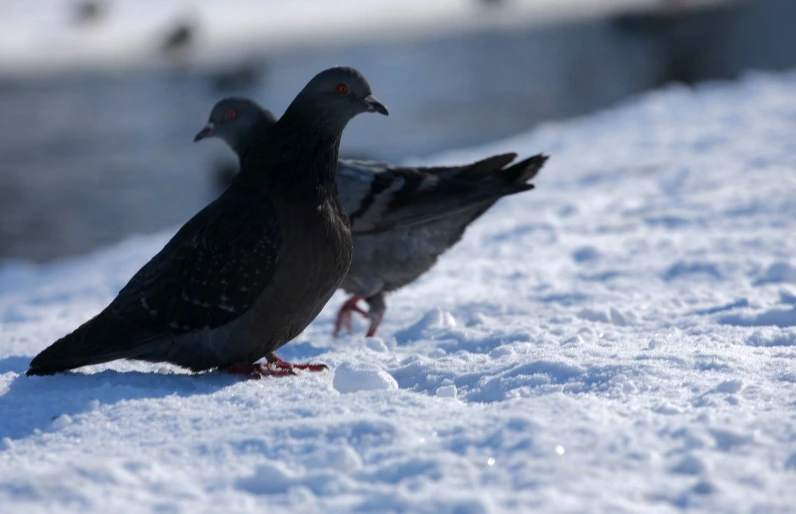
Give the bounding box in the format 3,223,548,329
2,70,796,512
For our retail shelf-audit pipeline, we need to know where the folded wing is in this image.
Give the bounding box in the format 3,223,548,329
27,190,280,375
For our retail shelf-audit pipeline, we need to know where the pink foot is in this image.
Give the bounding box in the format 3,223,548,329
220,359,328,379
266,354,328,373
333,295,369,337
220,362,294,378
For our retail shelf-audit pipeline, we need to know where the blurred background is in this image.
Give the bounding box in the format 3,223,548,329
1,0,795,263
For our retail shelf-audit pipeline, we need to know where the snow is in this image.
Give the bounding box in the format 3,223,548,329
2,70,796,512
332,363,399,394
435,385,459,399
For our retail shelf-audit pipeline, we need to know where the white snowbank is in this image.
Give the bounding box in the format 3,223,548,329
2,69,796,512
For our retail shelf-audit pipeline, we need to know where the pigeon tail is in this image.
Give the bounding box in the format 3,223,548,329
452,153,518,180
359,153,548,232
459,153,547,203
497,154,548,186
26,312,135,376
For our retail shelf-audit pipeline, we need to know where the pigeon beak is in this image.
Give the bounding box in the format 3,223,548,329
193,122,215,142
363,95,389,116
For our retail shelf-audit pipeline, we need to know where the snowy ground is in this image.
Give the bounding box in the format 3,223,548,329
2,70,796,512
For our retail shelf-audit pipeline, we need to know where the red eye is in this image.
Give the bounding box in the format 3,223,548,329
224,109,238,121
336,83,349,95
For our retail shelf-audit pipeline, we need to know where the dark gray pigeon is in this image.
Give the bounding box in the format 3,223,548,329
27,67,388,378
195,98,546,337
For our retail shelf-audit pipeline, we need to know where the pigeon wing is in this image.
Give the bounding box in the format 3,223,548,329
111,190,280,337
26,190,280,375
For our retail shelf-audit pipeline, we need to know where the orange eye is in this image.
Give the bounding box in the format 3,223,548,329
224,109,238,121
336,83,349,95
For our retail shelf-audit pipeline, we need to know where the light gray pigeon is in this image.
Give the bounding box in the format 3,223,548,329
195,98,546,337
27,67,388,378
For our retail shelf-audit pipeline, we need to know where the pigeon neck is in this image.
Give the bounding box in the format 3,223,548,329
239,110,344,202
281,98,352,138
234,117,273,164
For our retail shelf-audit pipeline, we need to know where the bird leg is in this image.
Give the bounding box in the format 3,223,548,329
333,295,369,337
365,292,387,338
220,354,327,379
366,312,384,337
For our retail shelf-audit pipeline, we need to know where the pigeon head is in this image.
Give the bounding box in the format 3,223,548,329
194,97,277,153
282,67,388,131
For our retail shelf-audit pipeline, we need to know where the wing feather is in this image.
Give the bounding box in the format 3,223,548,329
110,190,280,339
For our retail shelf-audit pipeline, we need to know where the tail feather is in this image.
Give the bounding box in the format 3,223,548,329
425,153,517,181
461,153,547,204
446,153,547,227
431,153,546,190
350,152,548,234
455,153,518,180
499,154,548,185
26,312,134,376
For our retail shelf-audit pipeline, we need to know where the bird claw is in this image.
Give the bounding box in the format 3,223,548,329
221,359,328,379
220,362,292,378
267,355,328,373
333,295,370,337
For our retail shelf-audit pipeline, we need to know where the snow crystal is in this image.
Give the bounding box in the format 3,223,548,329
754,261,796,285
50,415,72,431
364,337,389,353
236,462,296,495
435,385,458,398
332,362,398,393
326,446,363,473
714,379,744,394
396,308,457,342
670,454,708,476
745,328,796,347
